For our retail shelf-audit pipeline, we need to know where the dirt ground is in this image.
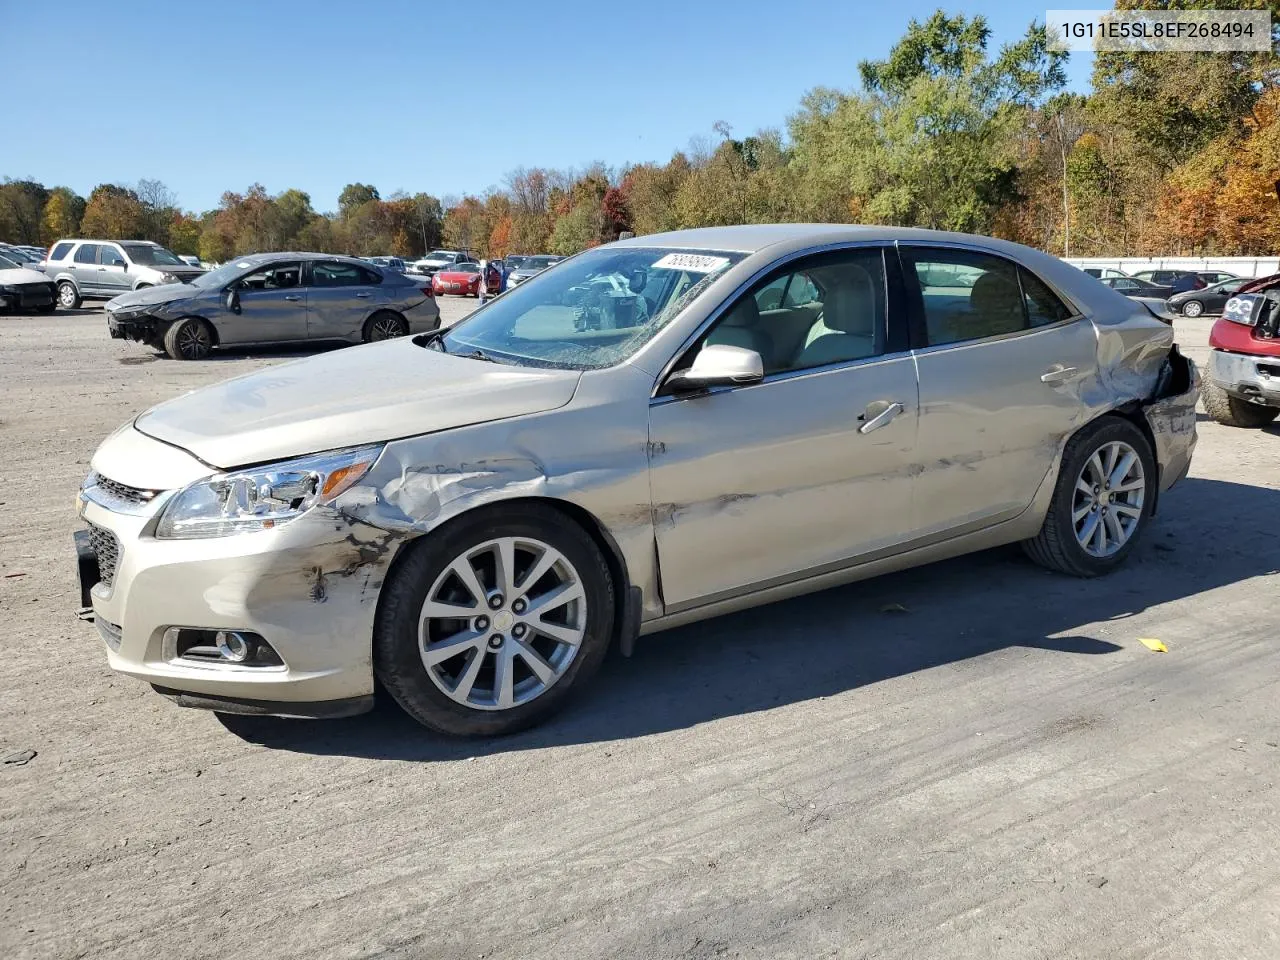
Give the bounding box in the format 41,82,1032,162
2,302,1279,960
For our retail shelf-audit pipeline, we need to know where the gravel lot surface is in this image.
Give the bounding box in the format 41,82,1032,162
2,301,1278,960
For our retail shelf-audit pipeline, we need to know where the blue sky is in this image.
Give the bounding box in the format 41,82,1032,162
0,0,1094,213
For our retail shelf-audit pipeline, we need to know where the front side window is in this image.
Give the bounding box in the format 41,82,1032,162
236,262,303,290
74,243,100,264
441,247,745,370
100,245,126,266
121,243,184,266
702,248,886,374
905,249,1071,346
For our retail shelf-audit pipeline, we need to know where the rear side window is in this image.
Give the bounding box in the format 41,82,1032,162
313,261,381,286
50,242,73,262
1020,269,1073,326
74,243,100,264
905,249,1072,346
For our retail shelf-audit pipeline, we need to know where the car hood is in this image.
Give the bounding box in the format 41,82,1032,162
0,266,52,284
107,283,203,310
132,337,583,468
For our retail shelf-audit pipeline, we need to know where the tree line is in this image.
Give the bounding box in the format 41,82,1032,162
2,2,1277,263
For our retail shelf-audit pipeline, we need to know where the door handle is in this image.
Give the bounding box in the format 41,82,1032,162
354,292,371,298
284,295,302,301
858,400,905,435
1040,365,1077,384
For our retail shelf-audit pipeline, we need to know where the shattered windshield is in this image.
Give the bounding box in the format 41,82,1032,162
440,247,744,370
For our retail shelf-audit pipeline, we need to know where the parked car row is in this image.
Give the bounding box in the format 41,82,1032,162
1082,265,1255,318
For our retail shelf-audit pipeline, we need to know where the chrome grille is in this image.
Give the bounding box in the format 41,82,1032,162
93,473,159,507
87,522,120,588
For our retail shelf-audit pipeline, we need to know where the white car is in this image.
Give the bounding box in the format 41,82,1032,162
0,251,57,313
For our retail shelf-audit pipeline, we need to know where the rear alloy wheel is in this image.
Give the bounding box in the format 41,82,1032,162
163,317,213,361
1202,379,1280,427
1024,417,1156,577
374,504,615,736
57,281,81,309
365,311,408,342
1181,300,1204,317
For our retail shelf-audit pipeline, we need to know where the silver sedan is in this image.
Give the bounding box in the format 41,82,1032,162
103,252,440,360
76,225,1198,735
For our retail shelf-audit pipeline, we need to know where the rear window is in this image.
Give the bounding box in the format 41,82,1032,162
50,242,73,262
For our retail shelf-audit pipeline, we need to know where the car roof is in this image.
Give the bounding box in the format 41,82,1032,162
608,223,1069,258
222,251,380,267
54,238,163,245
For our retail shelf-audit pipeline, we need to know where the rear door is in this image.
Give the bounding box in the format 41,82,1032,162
98,244,132,296
72,243,102,294
219,261,307,344
901,244,1098,538
306,260,386,340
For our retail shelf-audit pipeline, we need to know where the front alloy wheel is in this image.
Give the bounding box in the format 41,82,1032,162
374,503,614,736
420,538,585,710
1181,300,1203,317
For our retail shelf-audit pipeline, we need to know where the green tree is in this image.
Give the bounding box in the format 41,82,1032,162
41,187,85,243
0,179,50,244
80,184,147,239
338,183,380,217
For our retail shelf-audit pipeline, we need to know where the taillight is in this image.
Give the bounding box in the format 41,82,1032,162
421,286,434,298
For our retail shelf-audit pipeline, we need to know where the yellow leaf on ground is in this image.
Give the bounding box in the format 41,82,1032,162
1138,637,1168,653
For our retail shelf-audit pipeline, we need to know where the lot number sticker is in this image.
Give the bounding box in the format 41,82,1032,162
651,253,730,273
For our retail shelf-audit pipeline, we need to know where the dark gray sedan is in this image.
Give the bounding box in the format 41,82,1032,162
104,252,441,360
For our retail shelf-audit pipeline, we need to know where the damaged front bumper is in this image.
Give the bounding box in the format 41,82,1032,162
107,312,161,342
1141,344,1200,493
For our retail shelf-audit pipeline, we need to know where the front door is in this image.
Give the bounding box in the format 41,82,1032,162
648,246,920,611
900,245,1101,538
306,260,386,340
219,261,307,345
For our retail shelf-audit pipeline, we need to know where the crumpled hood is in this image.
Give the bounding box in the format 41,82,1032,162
107,283,201,311
133,337,583,468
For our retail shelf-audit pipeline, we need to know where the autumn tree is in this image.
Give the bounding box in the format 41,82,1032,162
0,179,50,244
80,185,147,239
41,187,85,243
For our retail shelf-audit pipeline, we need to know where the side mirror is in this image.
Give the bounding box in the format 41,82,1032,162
661,343,764,395
112,258,127,268
225,288,241,313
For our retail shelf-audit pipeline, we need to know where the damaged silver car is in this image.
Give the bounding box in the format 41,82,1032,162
75,226,1199,736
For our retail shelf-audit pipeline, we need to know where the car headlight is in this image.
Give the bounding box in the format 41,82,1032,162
159,272,180,283
155,445,383,539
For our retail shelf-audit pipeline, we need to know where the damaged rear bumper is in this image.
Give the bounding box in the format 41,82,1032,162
1142,345,1199,492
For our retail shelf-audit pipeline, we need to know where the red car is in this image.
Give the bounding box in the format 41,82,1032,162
432,262,483,297
1203,273,1280,427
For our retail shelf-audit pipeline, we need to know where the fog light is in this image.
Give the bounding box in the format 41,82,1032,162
215,630,251,662
161,627,284,667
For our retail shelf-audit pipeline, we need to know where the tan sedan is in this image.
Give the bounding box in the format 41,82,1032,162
76,225,1199,736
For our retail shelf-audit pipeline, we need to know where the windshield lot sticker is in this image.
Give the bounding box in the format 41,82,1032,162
651,253,730,273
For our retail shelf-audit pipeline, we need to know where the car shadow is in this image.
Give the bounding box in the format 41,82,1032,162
218,477,1280,760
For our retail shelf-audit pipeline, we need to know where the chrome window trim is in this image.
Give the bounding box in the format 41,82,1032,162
908,314,1088,357
647,240,895,399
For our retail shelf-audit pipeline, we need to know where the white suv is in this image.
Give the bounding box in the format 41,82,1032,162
43,239,206,309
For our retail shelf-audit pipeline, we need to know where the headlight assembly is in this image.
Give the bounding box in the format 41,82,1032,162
156,445,383,539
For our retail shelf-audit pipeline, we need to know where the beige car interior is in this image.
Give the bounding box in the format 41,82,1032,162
705,262,881,374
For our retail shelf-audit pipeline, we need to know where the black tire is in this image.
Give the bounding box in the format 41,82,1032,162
1023,416,1157,578
1181,300,1203,318
57,281,81,310
364,310,408,342
374,503,616,736
1202,379,1279,428
163,317,214,361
